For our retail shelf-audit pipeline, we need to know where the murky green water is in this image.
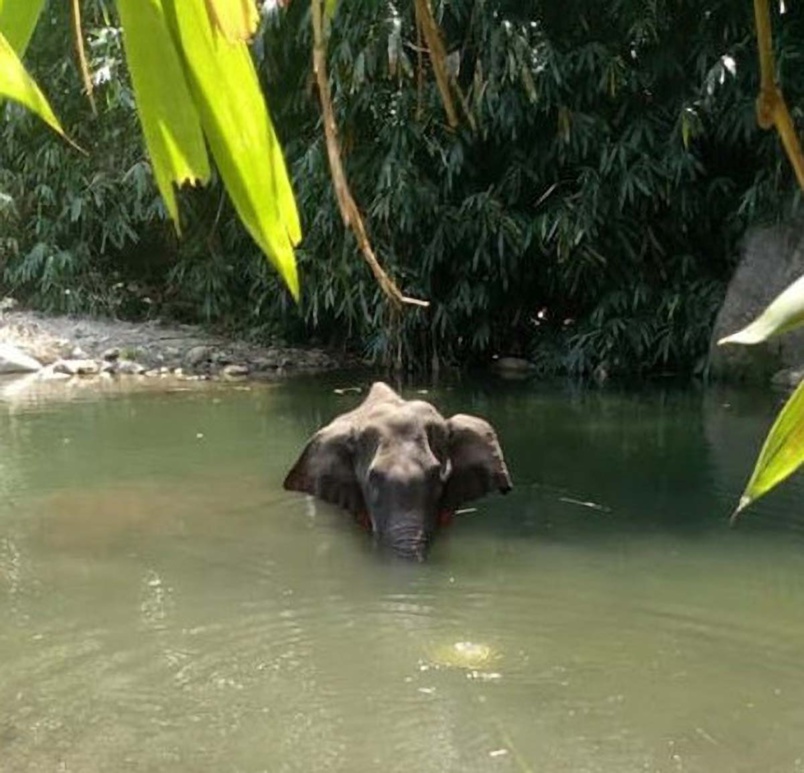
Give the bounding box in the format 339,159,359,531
1,375,804,772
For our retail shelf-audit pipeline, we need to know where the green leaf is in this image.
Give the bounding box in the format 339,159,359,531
165,0,301,299
117,0,210,230
718,274,804,345
0,0,45,55
732,378,804,520
204,0,259,41
0,29,71,143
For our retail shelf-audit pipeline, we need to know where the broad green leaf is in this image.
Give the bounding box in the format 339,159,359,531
0,29,70,142
732,378,804,520
204,0,259,41
165,0,301,299
117,0,210,230
325,0,339,20
718,274,804,345
0,0,45,55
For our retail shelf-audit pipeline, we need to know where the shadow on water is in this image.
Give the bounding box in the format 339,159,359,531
2,372,804,772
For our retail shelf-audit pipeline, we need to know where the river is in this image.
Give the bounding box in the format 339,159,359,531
1,376,803,772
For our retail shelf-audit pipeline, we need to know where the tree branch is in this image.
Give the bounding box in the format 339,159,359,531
310,0,428,309
753,0,804,190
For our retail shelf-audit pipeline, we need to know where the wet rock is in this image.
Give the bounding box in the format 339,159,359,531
304,350,334,369
53,358,100,376
251,356,279,371
102,347,120,362
709,222,804,382
222,364,250,378
38,364,71,381
0,343,43,374
771,367,804,388
185,345,214,368
491,356,535,372
116,359,147,376
71,346,90,359
491,356,536,380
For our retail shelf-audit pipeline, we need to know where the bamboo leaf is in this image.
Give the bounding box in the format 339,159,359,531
117,0,210,230
325,0,339,20
204,0,259,42
732,378,804,520
718,274,804,345
0,29,72,143
0,0,45,55
165,0,301,299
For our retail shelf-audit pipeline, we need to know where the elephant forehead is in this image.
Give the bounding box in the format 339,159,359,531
360,400,444,438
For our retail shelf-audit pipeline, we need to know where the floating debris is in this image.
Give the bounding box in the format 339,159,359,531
558,496,611,512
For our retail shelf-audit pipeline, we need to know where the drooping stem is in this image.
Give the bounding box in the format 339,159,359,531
310,0,428,310
71,0,96,116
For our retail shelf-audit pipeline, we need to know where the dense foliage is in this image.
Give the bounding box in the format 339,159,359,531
2,1,804,374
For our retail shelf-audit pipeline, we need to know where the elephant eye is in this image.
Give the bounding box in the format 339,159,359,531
367,466,387,485
424,461,444,483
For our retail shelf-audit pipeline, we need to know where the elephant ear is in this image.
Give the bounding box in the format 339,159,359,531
442,414,512,510
283,418,366,516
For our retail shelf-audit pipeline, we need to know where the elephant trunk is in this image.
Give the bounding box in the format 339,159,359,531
382,521,429,561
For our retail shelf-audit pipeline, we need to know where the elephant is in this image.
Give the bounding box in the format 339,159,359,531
283,382,512,560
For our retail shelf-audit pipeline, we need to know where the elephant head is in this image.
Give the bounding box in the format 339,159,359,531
283,382,512,560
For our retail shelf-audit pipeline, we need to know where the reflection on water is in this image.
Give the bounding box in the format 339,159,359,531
1,377,804,772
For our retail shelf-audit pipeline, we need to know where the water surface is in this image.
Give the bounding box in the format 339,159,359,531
1,376,804,772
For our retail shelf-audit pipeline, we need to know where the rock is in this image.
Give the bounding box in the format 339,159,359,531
0,309,343,389
116,359,147,375
709,222,804,382
251,356,279,371
37,364,71,381
52,359,100,376
0,297,18,312
491,356,535,372
491,356,535,380
185,345,214,368
304,350,333,369
0,343,43,374
222,364,250,378
771,368,804,388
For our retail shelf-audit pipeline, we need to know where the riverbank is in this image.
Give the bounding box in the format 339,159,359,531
0,306,343,385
